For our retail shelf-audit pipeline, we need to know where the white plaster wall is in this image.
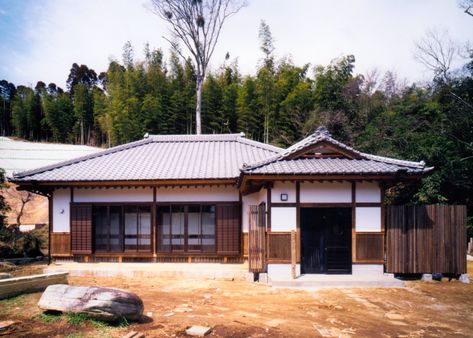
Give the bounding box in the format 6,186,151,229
53,188,70,232
356,207,382,232
271,207,297,232
241,188,267,233
271,182,296,203
74,187,153,202
258,187,267,205
156,186,239,202
242,194,258,232
356,182,381,203
268,264,301,280
300,182,351,203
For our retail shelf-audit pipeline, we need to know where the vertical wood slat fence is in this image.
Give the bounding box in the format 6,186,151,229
386,205,467,274
248,203,266,273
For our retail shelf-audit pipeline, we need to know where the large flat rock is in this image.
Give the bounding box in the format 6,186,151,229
38,284,143,322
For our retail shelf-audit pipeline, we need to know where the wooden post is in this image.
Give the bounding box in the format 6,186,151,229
291,230,296,279
118,256,123,263
84,256,89,263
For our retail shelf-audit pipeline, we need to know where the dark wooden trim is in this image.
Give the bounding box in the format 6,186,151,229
380,185,385,232
354,260,384,264
152,187,157,256
351,182,356,263
299,203,352,208
296,181,301,263
267,186,272,231
48,193,53,265
355,202,382,207
271,203,298,207
70,187,74,203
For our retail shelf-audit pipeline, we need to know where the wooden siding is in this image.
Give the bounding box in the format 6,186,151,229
267,233,291,262
70,204,92,254
243,233,249,257
386,205,467,274
249,204,266,272
356,233,384,262
50,233,71,256
216,204,240,255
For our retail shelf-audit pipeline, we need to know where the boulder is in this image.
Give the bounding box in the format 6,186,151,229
38,284,143,322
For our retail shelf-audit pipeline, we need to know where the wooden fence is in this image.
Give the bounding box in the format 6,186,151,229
386,205,467,274
248,204,266,273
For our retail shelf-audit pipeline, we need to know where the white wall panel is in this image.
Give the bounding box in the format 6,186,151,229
300,182,351,203
53,188,70,232
356,207,381,232
271,182,296,203
75,187,153,202
242,194,258,232
356,182,381,203
271,207,297,232
156,186,239,202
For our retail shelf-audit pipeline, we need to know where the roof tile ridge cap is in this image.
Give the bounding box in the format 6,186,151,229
13,138,152,178
361,152,425,168
242,134,321,171
236,136,283,152
148,133,242,141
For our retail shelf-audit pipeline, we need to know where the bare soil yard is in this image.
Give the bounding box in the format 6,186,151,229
1,262,472,337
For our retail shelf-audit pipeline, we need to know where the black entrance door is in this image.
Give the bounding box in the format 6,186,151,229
300,208,352,274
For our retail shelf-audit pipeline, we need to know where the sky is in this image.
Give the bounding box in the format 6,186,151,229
0,0,471,89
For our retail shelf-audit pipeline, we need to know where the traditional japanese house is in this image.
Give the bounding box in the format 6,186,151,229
11,127,432,279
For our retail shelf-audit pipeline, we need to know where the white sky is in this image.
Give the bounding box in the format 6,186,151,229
0,0,471,88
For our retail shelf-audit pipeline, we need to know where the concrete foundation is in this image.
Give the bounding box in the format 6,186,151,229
45,262,249,280
268,264,404,289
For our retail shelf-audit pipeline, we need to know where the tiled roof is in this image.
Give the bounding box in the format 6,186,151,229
12,127,431,183
12,133,282,182
241,158,427,175
242,127,432,175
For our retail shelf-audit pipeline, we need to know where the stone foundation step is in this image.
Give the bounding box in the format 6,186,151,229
270,279,405,289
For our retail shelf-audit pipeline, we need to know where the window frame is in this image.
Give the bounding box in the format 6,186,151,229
156,203,217,254
91,203,153,254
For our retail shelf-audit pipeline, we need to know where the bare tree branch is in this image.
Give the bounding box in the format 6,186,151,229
414,29,458,82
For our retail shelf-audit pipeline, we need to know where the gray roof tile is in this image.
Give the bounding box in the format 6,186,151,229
13,133,282,182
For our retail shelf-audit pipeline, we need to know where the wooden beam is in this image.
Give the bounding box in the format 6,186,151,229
296,181,301,263
267,186,272,232
48,193,53,265
152,186,157,257
351,181,356,264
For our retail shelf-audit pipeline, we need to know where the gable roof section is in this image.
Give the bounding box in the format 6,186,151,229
242,127,432,176
12,133,282,182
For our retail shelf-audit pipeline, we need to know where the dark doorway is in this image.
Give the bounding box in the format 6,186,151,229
300,208,352,274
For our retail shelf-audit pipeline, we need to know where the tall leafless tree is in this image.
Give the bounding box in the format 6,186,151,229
150,0,246,134
414,30,458,83
459,0,473,17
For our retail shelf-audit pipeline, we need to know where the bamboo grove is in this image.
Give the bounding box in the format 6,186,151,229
1,42,473,235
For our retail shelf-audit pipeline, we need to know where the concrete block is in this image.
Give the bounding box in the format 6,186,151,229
459,274,470,284
421,274,433,282
186,325,211,337
0,272,69,300
0,273,12,280
244,272,255,282
258,273,268,284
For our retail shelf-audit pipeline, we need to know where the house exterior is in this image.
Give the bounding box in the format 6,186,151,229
11,127,431,279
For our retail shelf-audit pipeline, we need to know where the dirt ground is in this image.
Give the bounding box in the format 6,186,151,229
1,262,472,338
